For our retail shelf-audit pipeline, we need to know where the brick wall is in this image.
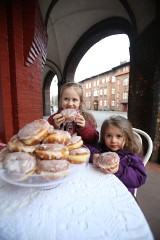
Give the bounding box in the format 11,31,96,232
128,19,160,162
0,0,47,142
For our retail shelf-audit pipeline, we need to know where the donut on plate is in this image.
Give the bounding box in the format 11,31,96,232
60,109,79,122
43,129,71,145
3,152,36,174
0,147,10,168
67,136,83,151
18,119,54,146
37,159,70,180
94,152,120,171
7,135,38,153
67,147,90,164
35,143,69,160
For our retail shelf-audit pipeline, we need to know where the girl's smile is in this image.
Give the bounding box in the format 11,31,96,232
61,87,80,110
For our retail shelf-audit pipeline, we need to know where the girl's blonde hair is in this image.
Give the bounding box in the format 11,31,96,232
100,115,141,154
58,82,97,126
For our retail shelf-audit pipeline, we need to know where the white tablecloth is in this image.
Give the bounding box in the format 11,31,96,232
0,164,153,240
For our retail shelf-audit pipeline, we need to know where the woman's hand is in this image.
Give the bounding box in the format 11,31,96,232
53,113,65,129
75,113,86,128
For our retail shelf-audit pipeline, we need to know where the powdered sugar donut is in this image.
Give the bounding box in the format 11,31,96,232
61,109,79,122
43,129,71,145
35,143,69,160
67,136,83,150
37,159,70,180
7,135,38,153
3,152,36,174
97,152,120,170
67,147,90,164
0,147,10,168
18,119,54,146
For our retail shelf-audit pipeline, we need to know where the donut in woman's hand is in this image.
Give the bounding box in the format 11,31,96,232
98,152,120,171
35,143,69,160
7,135,38,153
3,152,36,174
67,136,83,150
43,130,71,145
18,119,54,146
60,109,79,122
67,147,90,164
37,159,70,180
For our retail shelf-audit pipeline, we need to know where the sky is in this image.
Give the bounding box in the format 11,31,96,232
74,34,130,82
51,34,130,97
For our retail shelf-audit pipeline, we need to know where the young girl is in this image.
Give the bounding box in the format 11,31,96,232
90,115,147,196
48,82,99,144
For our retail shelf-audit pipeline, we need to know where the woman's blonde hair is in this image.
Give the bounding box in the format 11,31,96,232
58,82,96,126
100,115,141,154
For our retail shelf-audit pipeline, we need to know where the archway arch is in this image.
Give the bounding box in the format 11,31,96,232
63,17,135,82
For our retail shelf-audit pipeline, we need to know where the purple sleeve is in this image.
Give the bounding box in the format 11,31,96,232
115,153,147,189
85,143,101,163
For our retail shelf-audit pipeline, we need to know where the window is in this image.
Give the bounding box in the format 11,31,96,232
111,100,115,106
94,81,96,87
102,78,105,83
123,92,128,99
89,82,91,88
106,76,109,82
123,78,128,86
112,88,116,94
97,80,99,86
112,76,116,82
86,83,88,89
104,100,107,106
100,89,103,95
86,92,88,97
100,100,103,106
104,89,107,95
94,90,98,96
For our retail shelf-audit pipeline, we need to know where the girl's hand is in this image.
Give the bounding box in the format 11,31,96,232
75,113,86,128
53,113,65,129
93,154,101,167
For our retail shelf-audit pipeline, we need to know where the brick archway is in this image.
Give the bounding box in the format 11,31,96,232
63,17,135,82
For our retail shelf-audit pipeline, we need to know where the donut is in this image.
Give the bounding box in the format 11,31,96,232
43,129,71,145
61,109,79,122
67,136,83,150
35,143,69,160
37,159,70,180
0,147,10,168
67,147,90,164
96,152,120,171
3,152,36,174
18,119,54,146
7,135,38,153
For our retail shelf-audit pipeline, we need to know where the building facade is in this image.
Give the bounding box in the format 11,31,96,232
80,62,129,112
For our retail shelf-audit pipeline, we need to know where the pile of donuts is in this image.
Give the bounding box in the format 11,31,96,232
0,117,90,181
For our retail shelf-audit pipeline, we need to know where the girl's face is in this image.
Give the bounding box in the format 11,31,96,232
61,87,81,110
104,124,126,151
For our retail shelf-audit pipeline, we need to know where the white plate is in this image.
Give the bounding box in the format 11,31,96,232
0,163,87,190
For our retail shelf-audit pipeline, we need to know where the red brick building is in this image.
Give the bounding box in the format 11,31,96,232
80,62,129,112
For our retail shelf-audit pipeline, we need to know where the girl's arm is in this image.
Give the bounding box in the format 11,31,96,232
76,114,99,144
114,153,147,189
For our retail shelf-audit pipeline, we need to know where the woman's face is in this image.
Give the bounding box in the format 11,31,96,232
104,124,126,151
61,87,81,110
